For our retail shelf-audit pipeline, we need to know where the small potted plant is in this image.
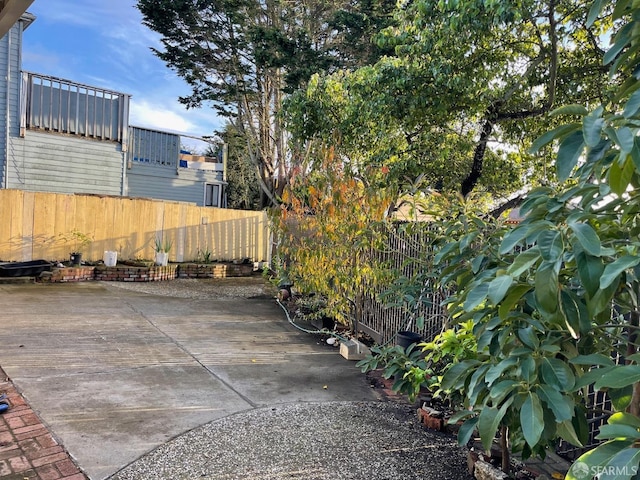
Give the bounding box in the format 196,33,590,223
154,236,173,266
61,229,93,266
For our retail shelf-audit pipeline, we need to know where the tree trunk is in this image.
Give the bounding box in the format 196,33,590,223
461,119,494,197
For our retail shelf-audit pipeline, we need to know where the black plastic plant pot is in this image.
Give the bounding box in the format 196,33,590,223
396,331,423,350
70,253,82,266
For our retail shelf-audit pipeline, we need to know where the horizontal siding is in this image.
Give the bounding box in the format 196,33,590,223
7,130,123,194
128,163,223,206
0,21,22,186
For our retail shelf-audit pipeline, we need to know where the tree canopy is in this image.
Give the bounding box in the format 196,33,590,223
284,0,614,200
136,0,396,208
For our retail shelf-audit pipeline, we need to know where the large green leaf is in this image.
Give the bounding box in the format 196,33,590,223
623,89,640,118
498,284,533,319
595,365,640,389
567,440,635,480
535,263,559,314
486,358,519,386
488,275,513,305
440,360,480,391
507,250,540,277
609,155,635,196
557,131,585,182
518,326,539,350
596,424,640,441
600,256,640,290
478,398,513,451
499,226,530,254
559,290,582,339
488,379,518,403
538,230,564,262
586,0,605,27
537,385,573,422
541,357,576,391
557,420,584,447
617,126,635,154
463,283,489,311
550,104,589,117
609,412,640,429
574,366,615,390
569,222,601,257
604,22,633,66
570,354,615,367
528,123,581,154
583,109,605,148
575,251,605,297
599,447,640,480
609,385,633,412
521,393,545,448
456,417,479,446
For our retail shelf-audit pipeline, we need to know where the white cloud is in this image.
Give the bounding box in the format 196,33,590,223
130,100,195,133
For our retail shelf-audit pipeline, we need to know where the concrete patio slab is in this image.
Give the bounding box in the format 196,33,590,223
0,281,390,479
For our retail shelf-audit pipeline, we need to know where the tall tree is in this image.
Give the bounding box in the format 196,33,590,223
218,124,261,210
137,0,396,208
284,0,613,200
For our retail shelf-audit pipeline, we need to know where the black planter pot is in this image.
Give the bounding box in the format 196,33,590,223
396,331,423,350
69,253,82,266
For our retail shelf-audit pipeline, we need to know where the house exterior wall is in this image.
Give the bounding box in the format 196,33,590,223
127,127,225,206
8,130,124,195
0,18,226,206
0,17,25,188
127,163,224,206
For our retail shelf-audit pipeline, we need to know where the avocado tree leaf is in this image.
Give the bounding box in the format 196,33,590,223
566,440,635,480
600,256,640,290
609,155,635,196
464,283,489,311
528,123,581,154
569,222,601,257
557,420,584,448
538,385,573,422
595,365,640,389
521,393,545,448
478,398,513,451
538,230,564,262
623,89,640,118
498,284,532,319
586,0,605,27
617,126,635,154
575,251,604,297
456,417,479,446
550,104,589,117
507,250,540,277
488,275,513,305
557,131,585,182
541,357,576,391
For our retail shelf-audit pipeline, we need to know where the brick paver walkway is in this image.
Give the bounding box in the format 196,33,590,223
0,368,87,480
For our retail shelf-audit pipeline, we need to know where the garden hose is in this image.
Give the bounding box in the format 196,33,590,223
276,297,350,343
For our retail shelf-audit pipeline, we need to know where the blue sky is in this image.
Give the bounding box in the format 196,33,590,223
21,0,224,151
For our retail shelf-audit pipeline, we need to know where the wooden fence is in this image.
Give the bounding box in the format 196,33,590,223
356,223,449,345
0,190,270,263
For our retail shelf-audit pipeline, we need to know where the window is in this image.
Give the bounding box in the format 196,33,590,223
205,184,220,207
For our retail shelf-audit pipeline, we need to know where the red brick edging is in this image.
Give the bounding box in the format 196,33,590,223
0,372,87,480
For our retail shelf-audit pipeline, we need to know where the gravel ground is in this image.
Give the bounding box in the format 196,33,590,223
109,402,473,480
100,276,278,300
